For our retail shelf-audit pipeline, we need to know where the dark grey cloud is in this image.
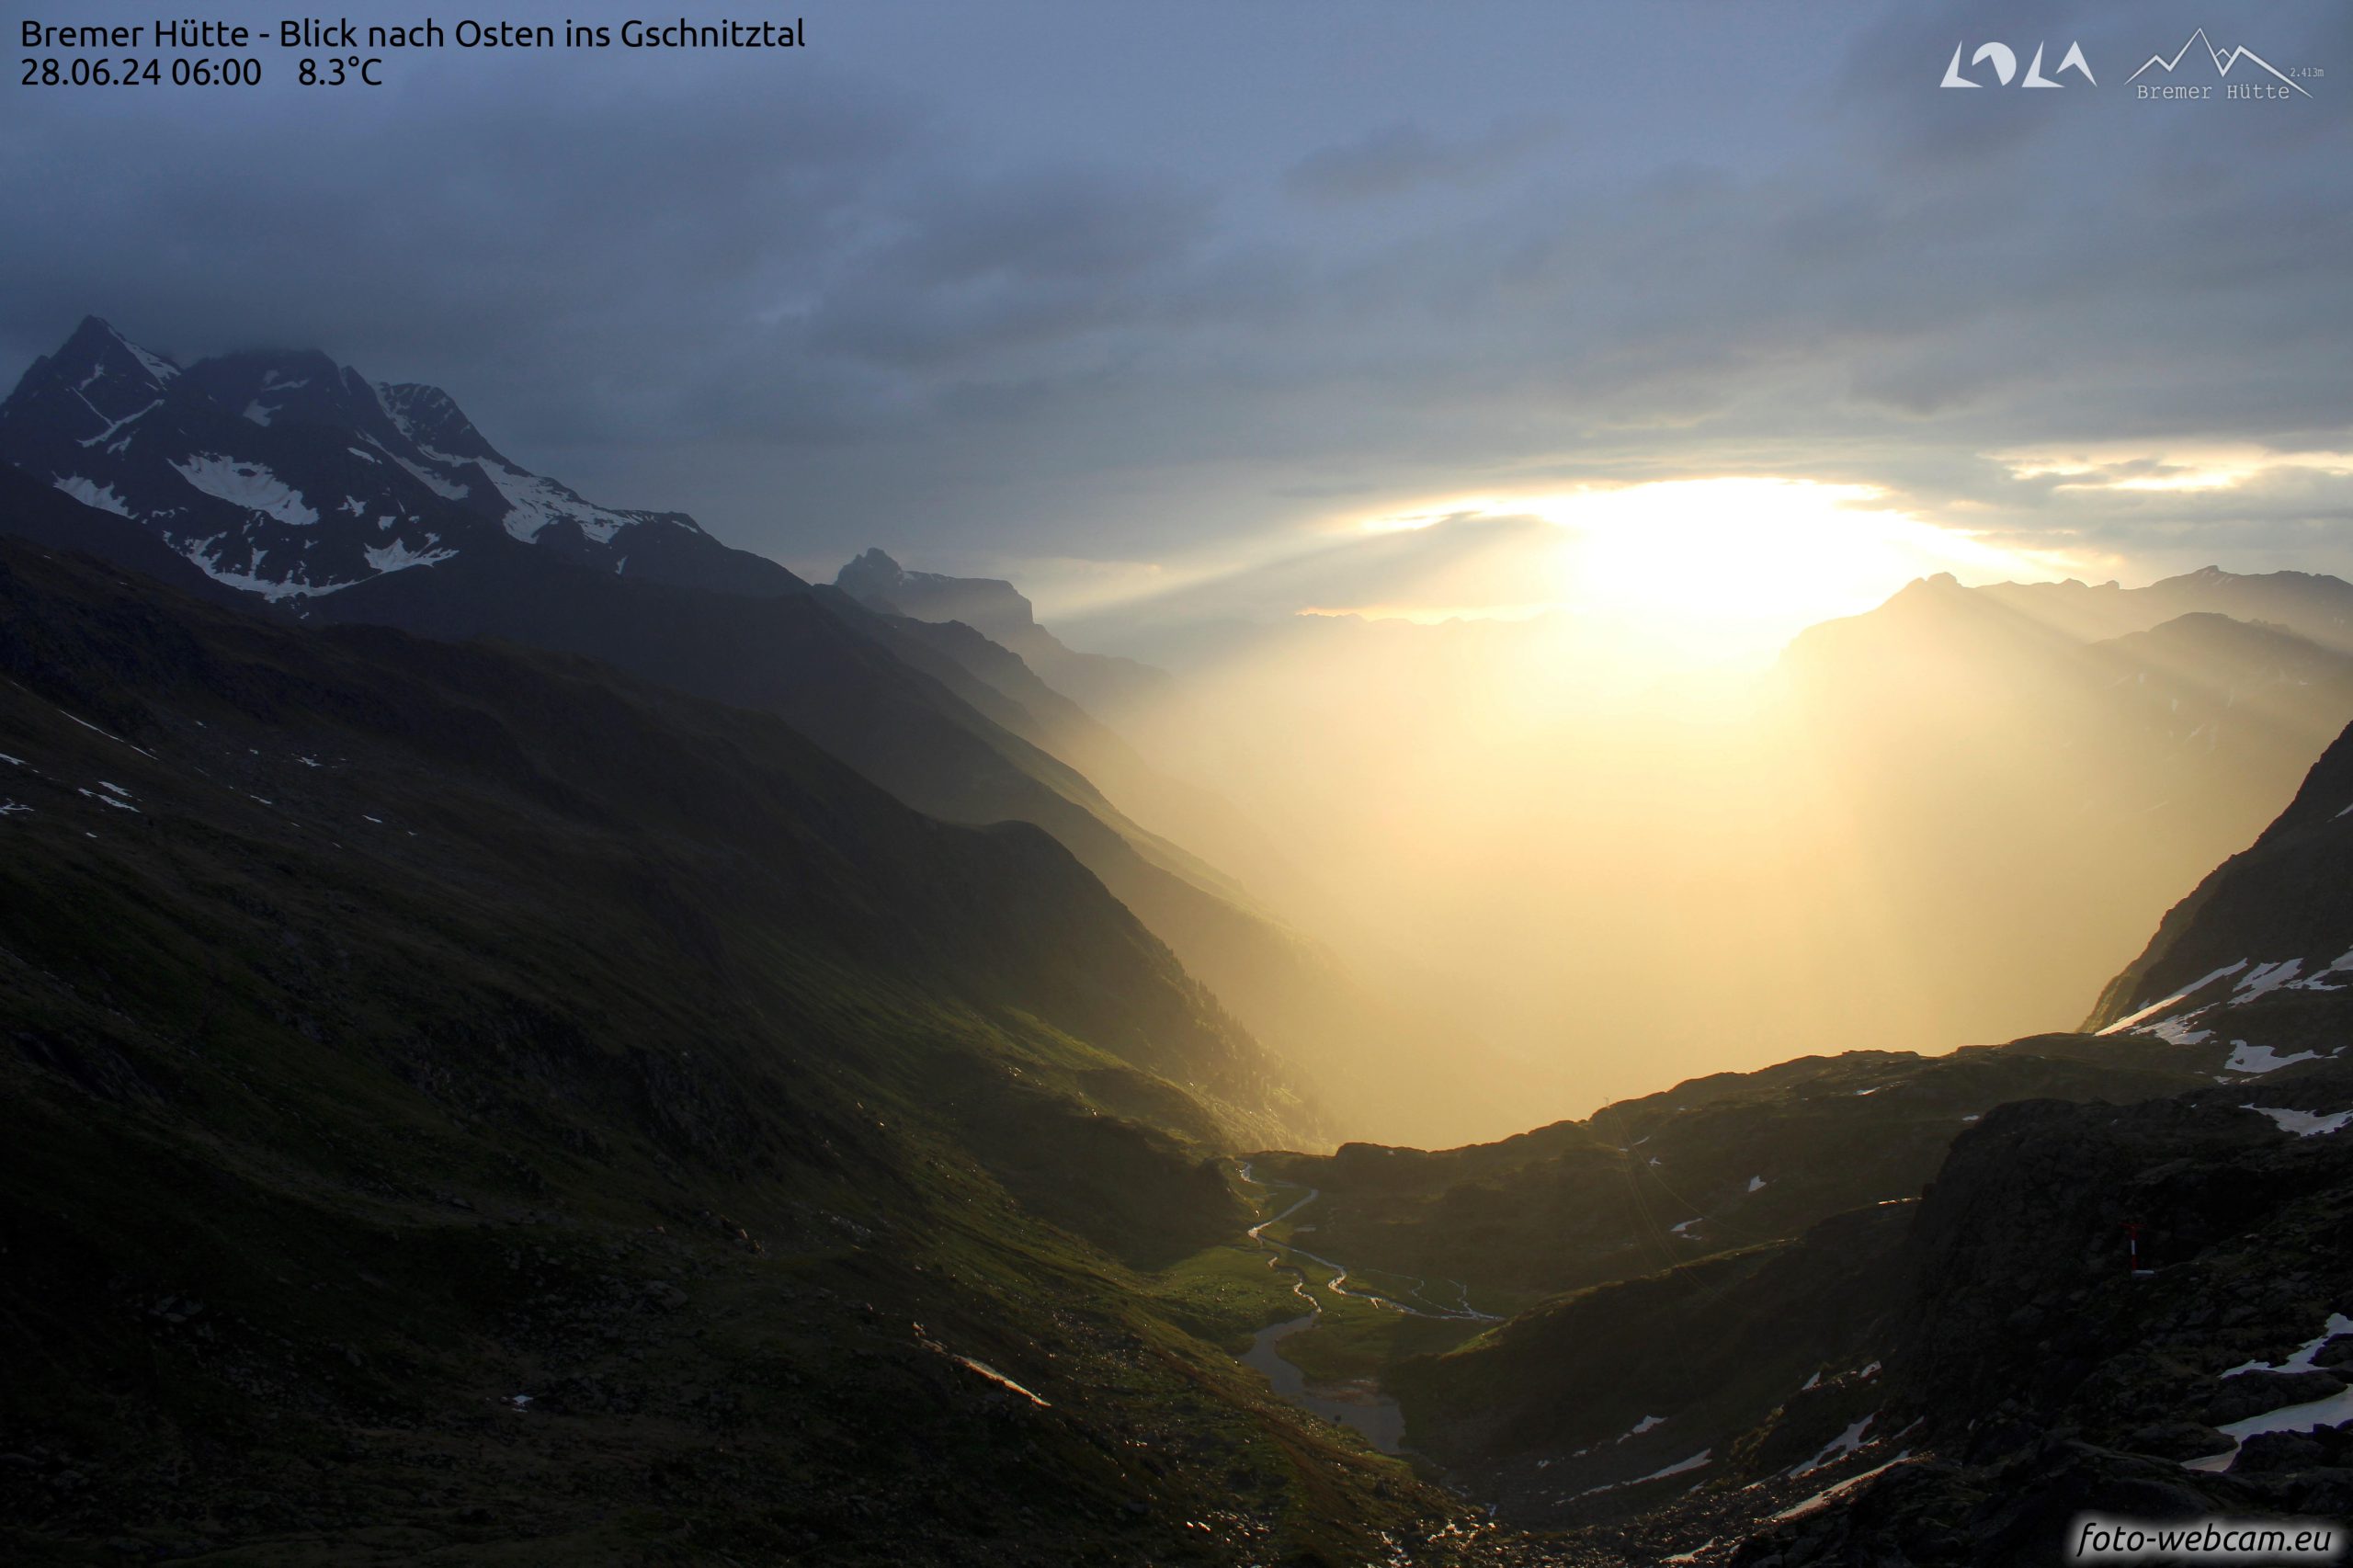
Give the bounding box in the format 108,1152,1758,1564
803,165,1216,369
3,0,2346,599
1284,117,1552,204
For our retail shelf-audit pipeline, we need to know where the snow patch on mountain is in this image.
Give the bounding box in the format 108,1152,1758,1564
2144,1014,2214,1046
2223,1313,2353,1378
53,476,131,517
178,536,354,600
2186,1385,2353,1472
1771,1452,1915,1522
77,397,163,449
1792,1415,1875,1476
171,456,320,527
2233,959,2303,1003
390,454,472,500
2242,1105,2352,1137
477,463,688,546
1574,1448,1712,1499
364,537,457,574
2290,946,2353,992
2097,960,2249,1036
482,463,636,543
2225,1041,2323,1074
118,334,181,385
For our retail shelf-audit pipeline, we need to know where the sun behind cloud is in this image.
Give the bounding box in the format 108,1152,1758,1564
1341,476,2089,667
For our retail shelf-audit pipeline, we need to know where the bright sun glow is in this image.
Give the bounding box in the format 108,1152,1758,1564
1026,474,2102,668
1344,477,2085,666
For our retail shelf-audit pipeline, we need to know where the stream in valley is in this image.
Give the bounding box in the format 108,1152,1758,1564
1233,1162,1495,1454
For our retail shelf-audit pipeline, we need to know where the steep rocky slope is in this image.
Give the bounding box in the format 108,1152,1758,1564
2089,713,2353,1066
1721,1074,2353,1566
0,537,1482,1564
0,319,1370,1142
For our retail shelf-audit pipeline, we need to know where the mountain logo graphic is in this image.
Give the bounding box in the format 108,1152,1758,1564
1941,40,2095,88
2125,28,2312,96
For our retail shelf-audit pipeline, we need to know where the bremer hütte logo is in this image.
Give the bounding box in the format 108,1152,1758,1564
1940,40,2095,87
2125,28,2313,97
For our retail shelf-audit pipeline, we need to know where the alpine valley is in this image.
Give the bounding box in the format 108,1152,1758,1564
4,320,2350,1567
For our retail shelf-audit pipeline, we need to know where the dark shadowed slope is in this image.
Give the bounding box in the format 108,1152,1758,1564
2089,714,2353,1060
0,320,1367,1142
0,536,1543,1565
0,461,249,607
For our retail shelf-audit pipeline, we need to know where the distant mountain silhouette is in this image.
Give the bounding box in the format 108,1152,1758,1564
1976,564,2353,653
836,547,1171,722
1774,568,2353,1044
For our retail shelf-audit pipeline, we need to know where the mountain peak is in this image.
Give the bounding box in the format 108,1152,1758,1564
50,315,182,391
1894,571,1962,597
1,317,185,453
375,381,508,466
841,546,906,583
57,313,121,353
828,549,1169,719
181,348,376,433
835,549,1040,640
0,313,762,602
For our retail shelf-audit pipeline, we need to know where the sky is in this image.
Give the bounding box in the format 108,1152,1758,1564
5,0,2348,654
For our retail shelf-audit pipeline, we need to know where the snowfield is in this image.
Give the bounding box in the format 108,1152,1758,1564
171,455,320,527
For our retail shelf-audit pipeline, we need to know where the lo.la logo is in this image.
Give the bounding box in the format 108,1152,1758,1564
1941,40,2097,87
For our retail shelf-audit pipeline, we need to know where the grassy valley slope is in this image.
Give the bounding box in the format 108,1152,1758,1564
0,536,1494,1565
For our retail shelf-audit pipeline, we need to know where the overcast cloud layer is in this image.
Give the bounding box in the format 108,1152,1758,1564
6,0,2347,620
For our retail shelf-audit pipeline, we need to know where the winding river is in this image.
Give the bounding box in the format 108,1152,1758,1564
1233,1163,1497,1454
